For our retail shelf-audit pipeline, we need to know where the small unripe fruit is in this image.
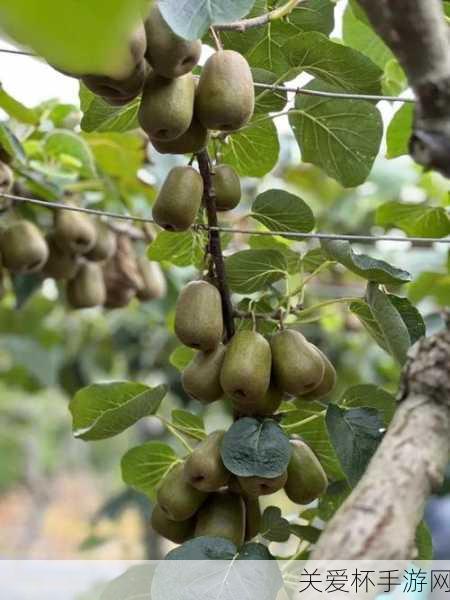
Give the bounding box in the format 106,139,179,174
0,221,49,274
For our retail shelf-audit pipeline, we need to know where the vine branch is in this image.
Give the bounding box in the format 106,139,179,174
215,0,301,32
196,150,235,341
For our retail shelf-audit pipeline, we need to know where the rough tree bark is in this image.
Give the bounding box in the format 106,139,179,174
357,0,450,177
310,325,450,560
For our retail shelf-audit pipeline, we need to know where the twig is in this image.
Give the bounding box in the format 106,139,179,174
196,150,236,341
215,0,301,32
209,27,223,51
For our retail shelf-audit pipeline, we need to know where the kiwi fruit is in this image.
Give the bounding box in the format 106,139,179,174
244,497,261,541
54,207,97,255
194,491,245,547
233,384,283,418
175,280,223,351
213,164,241,211
300,346,337,401
85,223,117,262
220,330,271,406
196,50,255,131
152,166,204,232
284,440,328,505
271,329,325,396
0,162,13,194
157,463,208,522
43,233,80,280
150,117,209,155
0,221,49,274
139,71,195,141
136,257,167,301
82,60,148,106
66,262,106,308
184,431,229,492
238,472,288,498
151,504,195,544
144,4,202,79
181,344,226,403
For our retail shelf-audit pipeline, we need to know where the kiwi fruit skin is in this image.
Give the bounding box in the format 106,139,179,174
182,344,226,403
151,504,195,544
238,472,288,498
300,346,337,401
151,117,209,155
196,50,255,132
284,440,328,505
184,431,229,493
233,383,283,418
144,4,202,79
44,233,80,280
220,330,272,406
0,162,13,194
152,166,204,232
194,491,245,547
244,497,262,541
139,72,195,141
213,165,241,211
0,221,49,274
136,257,167,301
54,207,97,255
175,280,223,351
157,463,208,522
270,329,325,397
66,262,106,308
85,223,117,263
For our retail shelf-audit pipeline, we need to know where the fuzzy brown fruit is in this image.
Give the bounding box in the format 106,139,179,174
238,472,288,498
284,440,328,505
157,463,208,522
150,117,209,155
194,491,245,547
0,221,49,274
54,207,97,255
66,262,106,308
181,344,226,403
300,345,337,401
151,504,194,544
184,431,229,493
213,164,241,211
136,257,167,301
44,234,80,280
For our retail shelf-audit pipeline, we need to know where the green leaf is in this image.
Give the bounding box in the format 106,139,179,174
343,3,393,69
382,59,408,96
318,480,351,520
0,0,147,76
409,271,450,307
289,524,321,544
69,381,167,441
44,130,97,178
386,104,414,159
147,230,204,268
171,409,206,441
321,239,411,284
169,345,195,371
302,248,328,272
284,32,383,94
253,69,288,114
85,131,145,177
416,521,433,560
80,83,140,133
340,384,396,427
251,189,315,236
367,283,417,365
281,403,344,481
0,123,26,164
11,273,43,309
376,201,450,238
260,506,291,542
326,404,383,487
225,249,288,294
99,564,156,600
159,0,256,39
221,417,292,478
0,86,38,124
164,536,237,560
220,117,280,178
121,441,179,499
289,81,383,187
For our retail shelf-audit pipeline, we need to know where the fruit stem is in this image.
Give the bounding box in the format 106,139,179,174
196,149,236,341
209,27,223,51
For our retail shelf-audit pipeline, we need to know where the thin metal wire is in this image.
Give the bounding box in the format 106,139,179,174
0,48,35,56
2,192,450,244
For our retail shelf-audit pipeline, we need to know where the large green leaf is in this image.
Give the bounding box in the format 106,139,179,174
260,506,291,543
376,201,450,238
0,0,148,76
340,384,396,427
70,381,167,441
253,69,288,114
0,87,38,125
408,271,450,307
80,84,140,133
284,32,383,94
251,189,315,235
220,117,280,178
85,131,145,178
221,417,292,478
321,239,411,284
171,409,206,441
225,249,288,293
0,123,27,164
326,404,383,487
386,104,414,159
289,82,383,187
44,130,97,178
121,441,179,498
159,0,256,39
147,230,205,268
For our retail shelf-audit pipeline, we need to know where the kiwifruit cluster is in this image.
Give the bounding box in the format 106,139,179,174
0,194,166,308
151,279,336,547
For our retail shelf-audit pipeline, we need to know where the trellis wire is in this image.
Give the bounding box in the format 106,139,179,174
2,192,449,245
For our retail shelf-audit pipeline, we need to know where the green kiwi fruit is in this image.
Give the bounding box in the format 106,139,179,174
150,117,209,155
284,439,328,505
232,384,283,418
194,491,245,547
213,164,241,211
244,497,262,541
175,280,223,351
151,504,195,544
0,161,13,194
238,472,288,498
181,344,226,403
136,257,167,301
300,345,337,401
85,223,117,262
54,207,97,255
184,431,229,492
0,221,49,274
66,262,106,308
44,233,80,280
157,463,208,522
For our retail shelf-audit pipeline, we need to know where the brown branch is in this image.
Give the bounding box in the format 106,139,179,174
311,324,450,560
215,0,301,32
357,0,450,176
196,150,235,341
